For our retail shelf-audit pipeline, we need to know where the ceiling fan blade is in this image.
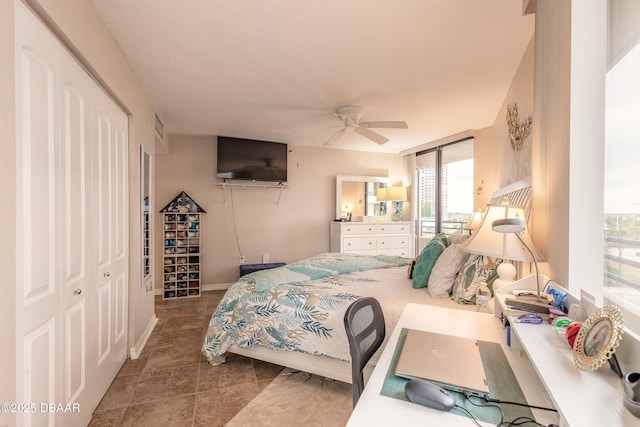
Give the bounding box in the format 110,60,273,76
355,127,389,145
359,121,408,129
324,128,347,146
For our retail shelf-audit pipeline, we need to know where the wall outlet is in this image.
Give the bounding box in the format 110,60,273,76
239,255,245,264
262,253,269,263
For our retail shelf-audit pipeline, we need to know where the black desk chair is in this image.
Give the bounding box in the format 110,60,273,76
343,297,386,407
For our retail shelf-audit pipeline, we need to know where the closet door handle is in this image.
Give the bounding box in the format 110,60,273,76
74,289,82,295
104,272,111,278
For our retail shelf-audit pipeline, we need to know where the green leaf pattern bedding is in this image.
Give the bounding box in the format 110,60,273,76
202,253,411,365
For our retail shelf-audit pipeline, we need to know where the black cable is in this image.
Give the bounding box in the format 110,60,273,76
498,416,560,427
485,397,558,412
465,392,504,425
453,404,482,427
464,392,560,427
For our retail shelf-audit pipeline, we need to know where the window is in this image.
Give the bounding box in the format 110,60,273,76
415,139,474,252
604,39,640,336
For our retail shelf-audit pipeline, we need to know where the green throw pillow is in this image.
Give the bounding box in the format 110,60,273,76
412,233,449,289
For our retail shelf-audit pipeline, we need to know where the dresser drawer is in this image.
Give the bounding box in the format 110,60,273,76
376,223,410,234
343,248,377,256
343,236,376,251
377,235,409,249
342,224,377,235
330,221,413,258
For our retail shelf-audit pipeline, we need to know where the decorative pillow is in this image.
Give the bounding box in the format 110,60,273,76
450,255,502,304
427,244,470,298
412,234,449,289
447,232,469,245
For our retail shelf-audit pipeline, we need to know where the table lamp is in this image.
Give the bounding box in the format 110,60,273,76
460,203,547,313
491,217,549,313
385,186,407,221
376,187,388,217
463,210,483,235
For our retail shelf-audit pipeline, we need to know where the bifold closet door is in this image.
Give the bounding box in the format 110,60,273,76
14,2,129,426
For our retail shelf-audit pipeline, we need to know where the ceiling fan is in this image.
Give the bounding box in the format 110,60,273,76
324,105,408,146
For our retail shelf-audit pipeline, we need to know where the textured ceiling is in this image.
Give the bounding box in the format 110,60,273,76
93,0,534,153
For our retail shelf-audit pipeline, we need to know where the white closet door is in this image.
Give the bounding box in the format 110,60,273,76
58,59,91,422
15,2,128,426
92,98,129,395
15,7,63,426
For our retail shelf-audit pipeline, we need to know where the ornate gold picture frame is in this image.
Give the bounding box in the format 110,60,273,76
573,305,624,372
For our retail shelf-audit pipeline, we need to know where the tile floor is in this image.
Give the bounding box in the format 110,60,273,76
89,290,285,427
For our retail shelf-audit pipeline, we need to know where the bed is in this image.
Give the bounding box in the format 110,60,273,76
201,249,483,383
202,178,533,383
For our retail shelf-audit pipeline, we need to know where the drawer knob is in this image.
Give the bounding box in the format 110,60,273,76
74,289,82,295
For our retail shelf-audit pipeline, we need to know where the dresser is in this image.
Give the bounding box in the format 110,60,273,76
330,221,412,257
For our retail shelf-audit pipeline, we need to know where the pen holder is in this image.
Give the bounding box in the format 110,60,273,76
622,371,640,417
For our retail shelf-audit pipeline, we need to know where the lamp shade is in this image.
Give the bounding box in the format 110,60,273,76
460,204,544,262
463,210,483,232
385,186,407,202
376,187,388,201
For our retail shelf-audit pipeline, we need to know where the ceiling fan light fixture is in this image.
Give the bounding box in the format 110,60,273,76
323,105,407,146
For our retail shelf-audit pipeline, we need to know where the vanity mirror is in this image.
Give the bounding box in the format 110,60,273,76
573,305,624,372
335,175,391,221
141,146,153,291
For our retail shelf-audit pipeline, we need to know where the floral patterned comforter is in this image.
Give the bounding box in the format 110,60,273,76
202,253,412,365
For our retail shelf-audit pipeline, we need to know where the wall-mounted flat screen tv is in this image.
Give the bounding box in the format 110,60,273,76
216,136,288,182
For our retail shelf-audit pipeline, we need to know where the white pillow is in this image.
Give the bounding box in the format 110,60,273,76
447,231,469,245
427,244,470,298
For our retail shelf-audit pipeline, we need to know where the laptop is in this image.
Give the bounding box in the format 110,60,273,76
395,329,490,398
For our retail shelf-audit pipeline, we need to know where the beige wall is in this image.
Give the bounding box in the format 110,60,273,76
0,0,17,424
494,38,536,188
471,37,535,211
155,136,403,286
532,0,607,297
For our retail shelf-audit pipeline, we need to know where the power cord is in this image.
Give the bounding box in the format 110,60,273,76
457,392,504,426
457,392,560,427
229,186,243,257
498,417,560,427
453,404,483,427
485,397,558,412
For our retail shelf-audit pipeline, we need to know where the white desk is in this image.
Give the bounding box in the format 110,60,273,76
495,280,640,426
346,303,558,427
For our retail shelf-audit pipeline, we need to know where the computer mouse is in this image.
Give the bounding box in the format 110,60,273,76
404,379,455,411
